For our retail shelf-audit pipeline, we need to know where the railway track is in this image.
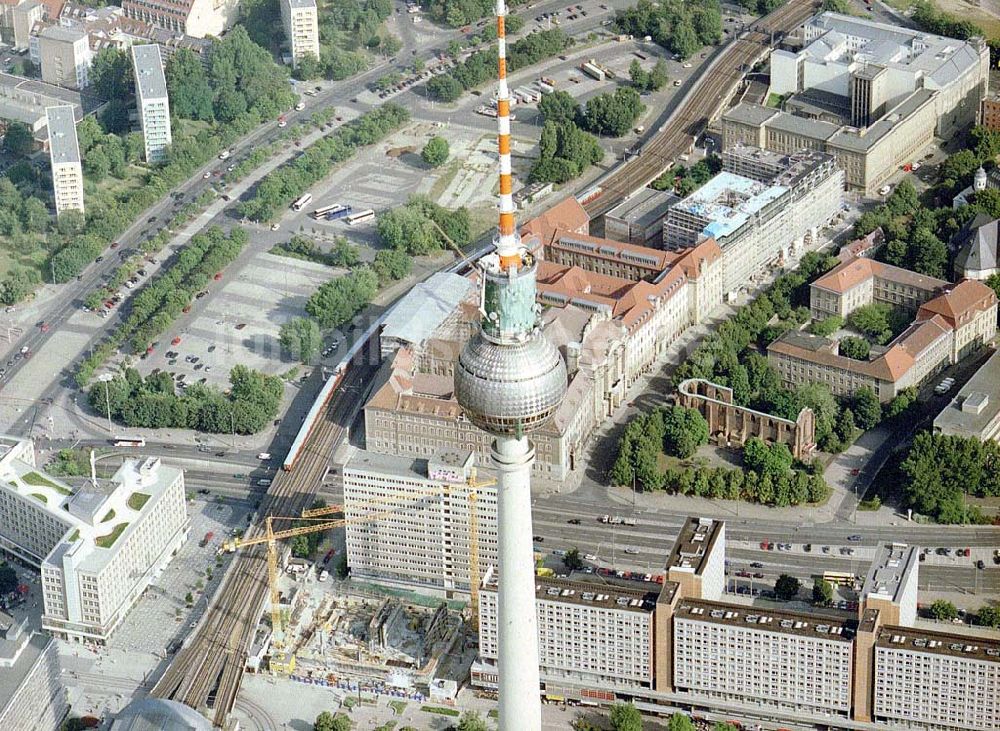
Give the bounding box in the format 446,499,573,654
582,0,820,217
151,358,377,726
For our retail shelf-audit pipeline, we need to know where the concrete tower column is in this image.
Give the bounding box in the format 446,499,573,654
493,435,541,730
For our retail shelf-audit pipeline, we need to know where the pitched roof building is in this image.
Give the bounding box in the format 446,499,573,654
952,213,999,281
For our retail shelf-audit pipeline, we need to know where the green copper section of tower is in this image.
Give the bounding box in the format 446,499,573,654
481,256,539,341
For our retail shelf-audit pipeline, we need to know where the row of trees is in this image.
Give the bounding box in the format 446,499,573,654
271,235,361,268
911,0,982,40
421,0,524,27
928,599,1000,628
240,104,410,221
614,0,721,60
629,58,669,93
426,29,570,102
88,365,283,433
899,431,1000,524
75,227,248,386
608,407,829,505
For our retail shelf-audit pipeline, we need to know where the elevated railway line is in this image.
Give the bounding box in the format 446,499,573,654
582,0,820,217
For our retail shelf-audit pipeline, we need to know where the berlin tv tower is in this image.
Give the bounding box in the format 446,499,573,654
452,0,568,726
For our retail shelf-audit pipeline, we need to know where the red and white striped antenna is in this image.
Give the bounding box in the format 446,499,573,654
494,0,521,273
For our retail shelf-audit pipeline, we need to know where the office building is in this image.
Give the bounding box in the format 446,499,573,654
952,212,999,281
342,449,497,596
280,0,319,70
604,188,678,247
0,632,67,730
664,148,844,298
725,15,988,196
131,44,171,163
772,274,997,402
858,542,919,628
37,25,92,89
934,348,1000,441
0,436,188,644
45,105,84,216
121,0,236,37
476,566,660,695
809,256,948,319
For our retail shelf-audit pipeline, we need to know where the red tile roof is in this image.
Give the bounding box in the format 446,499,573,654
917,279,998,329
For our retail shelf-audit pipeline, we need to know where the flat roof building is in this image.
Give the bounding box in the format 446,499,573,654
934,348,1000,441
476,566,661,694
664,516,725,602
121,0,237,38
859,542,918,627
131,44,171,163
604,188,678,247
0,633,67,730
37,24,92,89
0,71,101,134
0,436,188,644
45,104,84,216
343,449,497,596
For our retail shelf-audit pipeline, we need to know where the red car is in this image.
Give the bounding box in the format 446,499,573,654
171,337,181,345
146,346,154,354
850,468,860,476
110,241,120,249
182,305,192,313
213,272,223,281
39,322,49,332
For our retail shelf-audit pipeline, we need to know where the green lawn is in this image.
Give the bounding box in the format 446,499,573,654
30,493,47,504
127,492,151,511
101,509,116,523
96,523,129,548
22,472,72,494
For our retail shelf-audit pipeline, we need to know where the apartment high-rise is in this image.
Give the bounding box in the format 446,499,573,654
131,44,172,163
46,105,84,217
342,449,498,596
37,25,92,89
280,0,320,70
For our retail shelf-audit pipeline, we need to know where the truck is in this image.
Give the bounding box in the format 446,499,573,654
581,61,605,81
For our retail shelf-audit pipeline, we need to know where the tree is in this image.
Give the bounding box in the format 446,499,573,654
373,249,411,283
166,49,215,121
185,591,194,605
667,713,695,731
629,59,650,90
743,438,793,478
2,122,34,157
538,90,579,125
835,407,856,443
0,565,18,595
562,547,584,571
775,574,801,601
977,605,1000,628
456,710,488,731
426,74,463,102
294,53,322,81
89,47,133,100
852,386,882,431
582,87,645,137
929,599,958,621
812,577,833,605
421,136,450,167
661,405,709,458
609,702,642,731
279,318,322,363
807,315,843,337
839,335,870,361
313,711,351,731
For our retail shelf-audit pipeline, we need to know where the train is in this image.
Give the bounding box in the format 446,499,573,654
281,313,388,472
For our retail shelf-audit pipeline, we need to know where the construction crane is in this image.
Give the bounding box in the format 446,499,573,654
221,473,497,647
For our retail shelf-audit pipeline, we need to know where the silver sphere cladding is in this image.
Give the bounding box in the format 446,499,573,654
454,330,568,436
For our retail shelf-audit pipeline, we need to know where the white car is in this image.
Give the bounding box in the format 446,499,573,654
257,452,272,460
202,171,212,179
878,185,891,196
584,553,597,561
294,102,305,111
623,547,638,555
270,223,280,231
682,62,692,68
218,150,231,160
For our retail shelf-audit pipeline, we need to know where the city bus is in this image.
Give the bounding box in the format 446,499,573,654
326,207,353,221
113,437,146,447
291,193,313,212
311,203,346,219
822,571,856,587
344,209,375,225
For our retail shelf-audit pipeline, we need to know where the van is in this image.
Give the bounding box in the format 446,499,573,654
257,478,272,487
218,150,231,160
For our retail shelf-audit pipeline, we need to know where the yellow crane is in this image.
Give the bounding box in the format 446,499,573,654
221,472,496,646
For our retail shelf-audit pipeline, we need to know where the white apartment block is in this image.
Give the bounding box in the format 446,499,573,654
280,0,320,69
873,629,1000,730
46,105,84,217
37,25,92,89
476,567,658,692
0,436,188,645
343,449,497,596
672,599,855,717
131,44,172,164
0,634,68,730
121,0,238,37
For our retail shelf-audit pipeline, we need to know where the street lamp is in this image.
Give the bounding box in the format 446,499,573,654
97,373,114,436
